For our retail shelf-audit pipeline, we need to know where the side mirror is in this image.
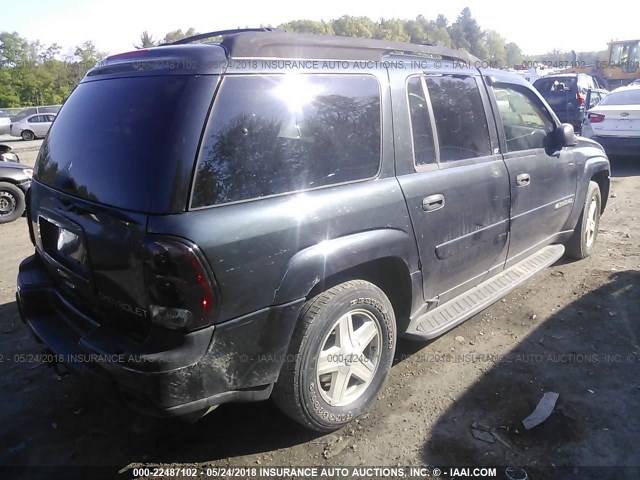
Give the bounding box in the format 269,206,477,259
556,123,577,147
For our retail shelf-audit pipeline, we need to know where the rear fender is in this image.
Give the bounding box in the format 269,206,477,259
273,229,415,304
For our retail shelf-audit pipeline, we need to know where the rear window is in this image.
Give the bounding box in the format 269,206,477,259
35,76,214,211
599,89,640,106
191,74,381,207
534,77,577,94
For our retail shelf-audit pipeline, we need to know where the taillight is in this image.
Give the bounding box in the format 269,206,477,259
577,93,585,106
142,238,215,331
588,113,606,123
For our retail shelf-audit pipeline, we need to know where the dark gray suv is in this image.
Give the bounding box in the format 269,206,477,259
17,30,610,432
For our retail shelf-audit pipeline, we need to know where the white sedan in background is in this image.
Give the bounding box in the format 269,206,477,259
10,113,56,141
583,84,640,157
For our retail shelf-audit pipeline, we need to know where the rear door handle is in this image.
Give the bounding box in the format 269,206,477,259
422,194,445,212
516,173,531,187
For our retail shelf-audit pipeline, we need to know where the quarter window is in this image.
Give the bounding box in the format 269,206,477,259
192,74,381,207
424,75,491,162
493,85,555,152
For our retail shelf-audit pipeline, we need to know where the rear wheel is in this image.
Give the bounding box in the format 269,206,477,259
565,181,601,259
0,182,25,224
272,280,396,432
21,130,35,141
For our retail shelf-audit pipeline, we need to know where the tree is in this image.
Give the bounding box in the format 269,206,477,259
427,18,452,47
484,30,507,67
0,32,29,67
279,20,334,35
449,8,486,58
162,28,198,44
505,42,523,67
374,18,410,42
331,16,376,38
448,22,470,51
72,41,107,83
135,31,157,48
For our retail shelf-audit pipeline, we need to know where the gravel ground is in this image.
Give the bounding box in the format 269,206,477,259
0,149,639,479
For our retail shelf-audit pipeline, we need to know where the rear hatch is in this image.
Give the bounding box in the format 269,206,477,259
29,47,222,338
534,76,578,123
588,88,640,137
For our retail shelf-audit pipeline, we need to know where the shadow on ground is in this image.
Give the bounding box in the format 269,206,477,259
609,155,640,178
422,270,640,479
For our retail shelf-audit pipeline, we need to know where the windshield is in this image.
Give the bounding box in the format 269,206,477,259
35,75,215,212
599,89,640,106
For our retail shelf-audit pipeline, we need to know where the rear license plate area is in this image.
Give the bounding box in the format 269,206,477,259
39,216,89,278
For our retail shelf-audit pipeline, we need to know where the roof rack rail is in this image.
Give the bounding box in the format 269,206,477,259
220,32,479,64
167,27,283,45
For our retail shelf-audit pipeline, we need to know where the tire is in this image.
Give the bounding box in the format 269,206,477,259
21,130,35,141
0,182,26,224
565,181,601,259
272,280,396,432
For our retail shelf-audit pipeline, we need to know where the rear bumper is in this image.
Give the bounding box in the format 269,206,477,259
17,254,304,417
590,135,640,157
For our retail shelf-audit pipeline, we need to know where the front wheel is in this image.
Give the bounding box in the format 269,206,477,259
565,181,601,259
272,280,396,432
0,182,26,224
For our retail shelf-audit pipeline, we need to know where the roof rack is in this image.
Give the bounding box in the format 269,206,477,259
165,29,477,64
219,31,479,63
167,28,282,45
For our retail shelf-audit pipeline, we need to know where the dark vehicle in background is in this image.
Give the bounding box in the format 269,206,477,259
0,145,21,163
17,30,611,432
0,161,32,223
534,73,608,132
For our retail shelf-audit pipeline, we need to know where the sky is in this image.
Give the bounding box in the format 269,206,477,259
2,0,637,57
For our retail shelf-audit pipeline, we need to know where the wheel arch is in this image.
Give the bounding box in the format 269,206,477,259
590,169,609,212
273,229,417,333
564,157,610,232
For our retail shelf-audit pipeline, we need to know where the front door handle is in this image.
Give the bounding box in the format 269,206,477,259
422,194,445,212
516,173,531,187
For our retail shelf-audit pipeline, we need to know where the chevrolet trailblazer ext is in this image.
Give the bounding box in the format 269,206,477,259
17,29,610,432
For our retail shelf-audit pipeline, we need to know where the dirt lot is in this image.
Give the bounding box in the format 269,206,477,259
1,146,639,479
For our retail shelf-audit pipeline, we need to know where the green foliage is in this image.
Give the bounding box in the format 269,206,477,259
0,32,106,108
278,20,334,35
505,42,523,67
449,8,486,59
135,31,157,49
484,30,507,67
163,28,198,44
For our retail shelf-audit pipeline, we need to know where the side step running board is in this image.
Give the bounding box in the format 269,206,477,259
404,244,565,340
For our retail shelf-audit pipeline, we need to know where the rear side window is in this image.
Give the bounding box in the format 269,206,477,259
424,75,491,162
407,77,435,166
534,77,577,94
192,74,381,207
